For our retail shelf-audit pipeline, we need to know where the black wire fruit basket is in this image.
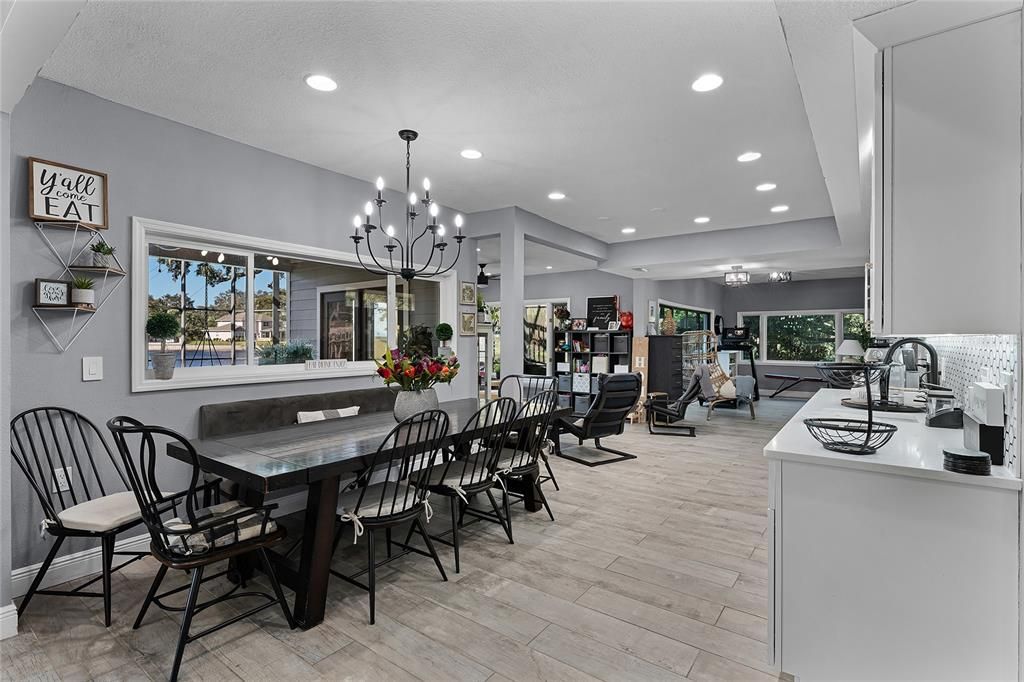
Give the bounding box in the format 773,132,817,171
804,366,898,455
814,362,888,389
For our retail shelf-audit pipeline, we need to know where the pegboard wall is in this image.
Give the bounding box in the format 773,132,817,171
924,335,1019,476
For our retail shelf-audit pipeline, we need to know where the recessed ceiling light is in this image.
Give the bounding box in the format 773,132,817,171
597,216,610,221
649,207,664,213
770,205,790,213
691,73,724,92
304,74,337,92
633,266,650,273
694,216,710,224
548,191,566,200
756,183,777,191
621,227,637,234
545,265,553,270
460,149,482,160
476,247,481,252
737,151,761,163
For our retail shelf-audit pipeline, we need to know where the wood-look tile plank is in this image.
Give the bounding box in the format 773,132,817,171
716,607,768,643
314,640,422,681
529,625,690,682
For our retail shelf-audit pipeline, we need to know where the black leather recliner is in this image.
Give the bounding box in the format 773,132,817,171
552,373,643,466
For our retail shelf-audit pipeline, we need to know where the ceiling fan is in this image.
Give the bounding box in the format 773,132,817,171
477,264,501,287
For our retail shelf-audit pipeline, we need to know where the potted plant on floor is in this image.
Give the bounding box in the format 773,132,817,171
375,331,461,421
435,322,454,357
90,242,116,268
147,311,180,380
71,276,95,309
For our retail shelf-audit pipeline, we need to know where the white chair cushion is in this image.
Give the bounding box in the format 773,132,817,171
338,481,420,520
57,491,142,532
297,406,360,424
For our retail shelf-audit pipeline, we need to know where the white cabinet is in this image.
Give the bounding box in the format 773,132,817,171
865,10,1022,336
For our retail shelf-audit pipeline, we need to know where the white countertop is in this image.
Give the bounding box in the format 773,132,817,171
764,389,1021,491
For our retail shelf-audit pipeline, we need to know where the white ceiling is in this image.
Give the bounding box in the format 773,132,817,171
41,0,836,245
475,237,598,277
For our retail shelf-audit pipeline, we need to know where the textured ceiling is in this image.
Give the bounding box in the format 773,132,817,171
40,0,834,244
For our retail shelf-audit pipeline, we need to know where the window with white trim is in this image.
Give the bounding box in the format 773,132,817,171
133,218,451,391
736,309,868,364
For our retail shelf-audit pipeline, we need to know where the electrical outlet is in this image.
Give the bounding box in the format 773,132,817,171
1000,370,1014,416
52,467,71,493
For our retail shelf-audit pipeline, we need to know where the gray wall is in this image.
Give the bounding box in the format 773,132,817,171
655,279,726,319
483,269,634,317
8,79,478,569
721,277,865,323
1,110,12,607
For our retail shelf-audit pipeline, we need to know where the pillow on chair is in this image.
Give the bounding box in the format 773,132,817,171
297,406,360,424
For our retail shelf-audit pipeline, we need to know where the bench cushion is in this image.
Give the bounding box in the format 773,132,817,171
199,387,396,439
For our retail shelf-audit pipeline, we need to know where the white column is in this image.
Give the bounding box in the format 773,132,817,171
499,223,525,377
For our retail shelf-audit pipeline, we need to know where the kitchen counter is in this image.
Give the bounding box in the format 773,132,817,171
764,389,1020,490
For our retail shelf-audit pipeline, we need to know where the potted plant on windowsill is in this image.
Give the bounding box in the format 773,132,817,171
71,276,95,309
435,322,454,357
90,242,116,268
147,311,180,380
376,347,461,421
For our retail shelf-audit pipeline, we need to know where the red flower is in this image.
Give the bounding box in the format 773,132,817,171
404,366,416,378
429,361,443,375
377,367,392,380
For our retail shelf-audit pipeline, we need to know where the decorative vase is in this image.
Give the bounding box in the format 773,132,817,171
151,351,177,380
660,310,676,336
438,343,453,358
393,388,439,422
71,288,95,308
93,252,111,268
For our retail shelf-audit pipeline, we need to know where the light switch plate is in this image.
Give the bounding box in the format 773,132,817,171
82,356,103,382
1000,370,1014,415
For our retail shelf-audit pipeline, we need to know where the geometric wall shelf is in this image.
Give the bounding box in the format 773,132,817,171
33,221,126,352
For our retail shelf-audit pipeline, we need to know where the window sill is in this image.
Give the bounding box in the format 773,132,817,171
132,362,378,393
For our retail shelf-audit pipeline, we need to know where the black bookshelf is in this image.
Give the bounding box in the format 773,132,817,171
553,329,633,417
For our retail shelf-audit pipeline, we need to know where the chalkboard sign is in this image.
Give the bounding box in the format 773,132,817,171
587,295,619,330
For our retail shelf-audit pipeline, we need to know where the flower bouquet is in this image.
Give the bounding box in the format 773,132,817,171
375,348,460,420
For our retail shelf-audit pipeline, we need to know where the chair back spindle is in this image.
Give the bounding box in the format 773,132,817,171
11,407,130,528
352,409,449,521
502,390,558,473
442,397,517,487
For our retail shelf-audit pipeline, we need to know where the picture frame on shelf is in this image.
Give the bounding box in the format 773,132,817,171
607,321,621,331
28,157,109,229
459,281,476,306
35,278,72,307
459,311,477,336
571,318,588,331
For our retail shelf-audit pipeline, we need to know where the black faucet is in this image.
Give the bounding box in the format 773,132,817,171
880,338,941,399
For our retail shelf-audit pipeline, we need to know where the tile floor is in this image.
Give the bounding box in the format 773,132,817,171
3,399,801,681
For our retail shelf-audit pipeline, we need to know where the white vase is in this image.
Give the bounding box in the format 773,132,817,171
393,388,439,422
92,252,111,268
71,288,95,307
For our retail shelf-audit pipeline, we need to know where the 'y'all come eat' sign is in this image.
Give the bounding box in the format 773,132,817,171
28,157,108,229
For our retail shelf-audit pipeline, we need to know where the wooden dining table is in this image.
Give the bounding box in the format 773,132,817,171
167,397,568,629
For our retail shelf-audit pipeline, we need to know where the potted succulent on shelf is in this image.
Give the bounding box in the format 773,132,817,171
375,342,461,421
71,276,95,308
146,311,180,380
90,242,116,268
435,322,454,357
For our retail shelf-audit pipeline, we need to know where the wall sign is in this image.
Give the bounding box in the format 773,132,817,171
587,295,619,330
28,157,108,229
35,278,71,307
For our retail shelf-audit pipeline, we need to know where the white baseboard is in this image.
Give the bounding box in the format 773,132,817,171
0,603,18,640
10,533,151,598
11,489,309,599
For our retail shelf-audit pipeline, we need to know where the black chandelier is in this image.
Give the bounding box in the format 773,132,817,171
350,129,465,281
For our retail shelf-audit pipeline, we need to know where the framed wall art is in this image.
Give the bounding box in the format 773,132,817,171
459,281,476,306
460,311,477,336
35,278,72,307
28,157,109,229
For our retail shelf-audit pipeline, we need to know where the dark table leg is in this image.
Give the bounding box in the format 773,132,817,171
229,485,265,583
507,471,543,513
292,475,340,629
